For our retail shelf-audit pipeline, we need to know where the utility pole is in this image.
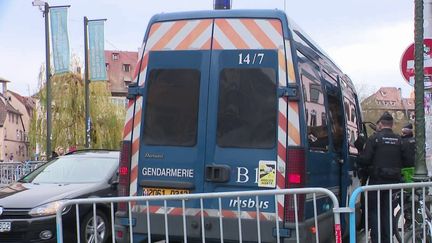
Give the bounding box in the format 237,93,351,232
414,0,428,180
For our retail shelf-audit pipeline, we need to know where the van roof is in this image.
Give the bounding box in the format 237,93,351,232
143,9,350,85
148,9,289,38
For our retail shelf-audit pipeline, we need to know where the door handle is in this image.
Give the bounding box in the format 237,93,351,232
205,164,231,183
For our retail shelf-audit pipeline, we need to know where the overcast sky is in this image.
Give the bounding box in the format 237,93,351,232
0,0,415,97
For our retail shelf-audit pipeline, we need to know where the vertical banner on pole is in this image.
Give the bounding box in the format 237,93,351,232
88,20,107,81
50,7,70,74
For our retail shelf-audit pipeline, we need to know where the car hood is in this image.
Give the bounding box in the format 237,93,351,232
0,182,104,208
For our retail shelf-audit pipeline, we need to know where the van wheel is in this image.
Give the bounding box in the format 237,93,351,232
81,209,110,243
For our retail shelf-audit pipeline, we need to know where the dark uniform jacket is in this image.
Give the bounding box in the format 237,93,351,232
358,128,410,184
401,133,415,167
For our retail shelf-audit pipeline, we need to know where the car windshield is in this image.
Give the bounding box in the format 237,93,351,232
20,156,118,184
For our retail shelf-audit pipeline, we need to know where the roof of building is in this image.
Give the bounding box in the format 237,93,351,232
374,87,402,101
362,87,414,111
0,91,26,127
0,76,11,83
9,90,36,114
0,94,22,115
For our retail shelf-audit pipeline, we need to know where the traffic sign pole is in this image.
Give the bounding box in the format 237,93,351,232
413,0,428,180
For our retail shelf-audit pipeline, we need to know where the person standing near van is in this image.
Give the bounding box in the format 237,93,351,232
358,111,410,243
401,123,415,182
354,118,382,232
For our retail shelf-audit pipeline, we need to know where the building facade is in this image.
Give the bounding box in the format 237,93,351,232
105,50,138,97
0,79,34,162
361,87,414,132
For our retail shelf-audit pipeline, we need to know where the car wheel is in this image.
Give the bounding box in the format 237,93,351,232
81,209,110,243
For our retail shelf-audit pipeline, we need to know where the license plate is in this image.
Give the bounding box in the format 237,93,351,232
0,222,11,232
143,187,190,196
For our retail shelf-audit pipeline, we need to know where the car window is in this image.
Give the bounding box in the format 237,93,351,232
20,156,118,183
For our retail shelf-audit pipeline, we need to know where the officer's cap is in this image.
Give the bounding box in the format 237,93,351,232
379,111,393,122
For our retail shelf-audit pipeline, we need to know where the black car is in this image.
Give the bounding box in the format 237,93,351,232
0,150,119,243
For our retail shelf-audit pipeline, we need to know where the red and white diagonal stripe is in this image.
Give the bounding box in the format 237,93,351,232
123,20,213,198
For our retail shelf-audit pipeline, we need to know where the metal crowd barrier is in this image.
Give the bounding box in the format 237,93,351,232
0,161,46,185
349,181,432,243
56,188,342,243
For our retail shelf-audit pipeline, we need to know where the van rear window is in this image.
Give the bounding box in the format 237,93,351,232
217,68,277,148
143,69,200,146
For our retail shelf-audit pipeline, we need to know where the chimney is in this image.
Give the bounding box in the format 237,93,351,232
2,82,7,95
0,77,10,96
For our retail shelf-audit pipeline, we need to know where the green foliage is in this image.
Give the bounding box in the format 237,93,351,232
29,73,125,156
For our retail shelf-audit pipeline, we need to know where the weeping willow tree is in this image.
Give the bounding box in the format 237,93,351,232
29,69,125,157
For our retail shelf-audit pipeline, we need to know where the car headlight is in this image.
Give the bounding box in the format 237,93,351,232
28,200,70,217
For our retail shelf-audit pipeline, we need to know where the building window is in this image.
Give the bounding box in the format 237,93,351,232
16,114,18,124
309,84,321,103
112,53,119,61
106,63,110,71
122,64,131,72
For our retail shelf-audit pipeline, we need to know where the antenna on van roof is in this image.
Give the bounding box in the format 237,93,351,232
214,0,231,10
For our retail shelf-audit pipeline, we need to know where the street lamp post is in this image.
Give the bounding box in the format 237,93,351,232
84,16,90,148
32,0,70,160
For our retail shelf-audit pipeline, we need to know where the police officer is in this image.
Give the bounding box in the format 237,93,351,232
358,111,410,243
354,118,382,232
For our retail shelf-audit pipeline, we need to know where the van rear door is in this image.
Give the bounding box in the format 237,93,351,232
205,49,279,191
138,50,211,196
203,49,279,211
202,17,286,214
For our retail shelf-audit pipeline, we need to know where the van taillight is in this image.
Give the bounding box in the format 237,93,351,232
285,148,306,222
118,140,132,212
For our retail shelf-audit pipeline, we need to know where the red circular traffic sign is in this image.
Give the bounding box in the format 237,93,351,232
400,38,432,87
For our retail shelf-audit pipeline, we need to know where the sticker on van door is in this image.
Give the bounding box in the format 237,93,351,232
258,160,276,188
